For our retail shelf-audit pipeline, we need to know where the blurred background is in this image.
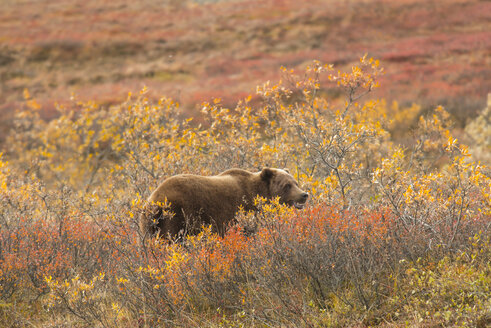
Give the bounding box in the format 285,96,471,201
1,0,490,146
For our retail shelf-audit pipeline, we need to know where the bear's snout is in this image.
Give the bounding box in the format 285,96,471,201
291,190,308,209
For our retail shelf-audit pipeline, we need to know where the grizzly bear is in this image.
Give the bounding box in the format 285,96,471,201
140,168,309,239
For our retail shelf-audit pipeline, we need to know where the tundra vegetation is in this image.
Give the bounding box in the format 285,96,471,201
0,58,489,327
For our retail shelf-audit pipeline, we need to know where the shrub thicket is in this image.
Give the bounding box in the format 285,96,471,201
0,57,489,327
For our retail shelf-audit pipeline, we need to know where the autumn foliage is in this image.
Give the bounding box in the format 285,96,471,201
0,58,489,327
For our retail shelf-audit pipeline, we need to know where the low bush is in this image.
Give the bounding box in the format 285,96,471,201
0,57,489,327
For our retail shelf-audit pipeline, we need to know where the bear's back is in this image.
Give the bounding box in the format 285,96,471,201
218,168,253,178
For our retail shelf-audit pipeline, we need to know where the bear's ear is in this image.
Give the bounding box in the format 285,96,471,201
283,168,290,174
260,167,274,181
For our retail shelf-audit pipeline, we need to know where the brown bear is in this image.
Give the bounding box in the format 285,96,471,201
140,167,309,239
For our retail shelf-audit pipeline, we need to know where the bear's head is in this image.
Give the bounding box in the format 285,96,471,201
260,167,309,209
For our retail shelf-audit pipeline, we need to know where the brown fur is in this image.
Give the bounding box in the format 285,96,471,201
140,168,308,239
